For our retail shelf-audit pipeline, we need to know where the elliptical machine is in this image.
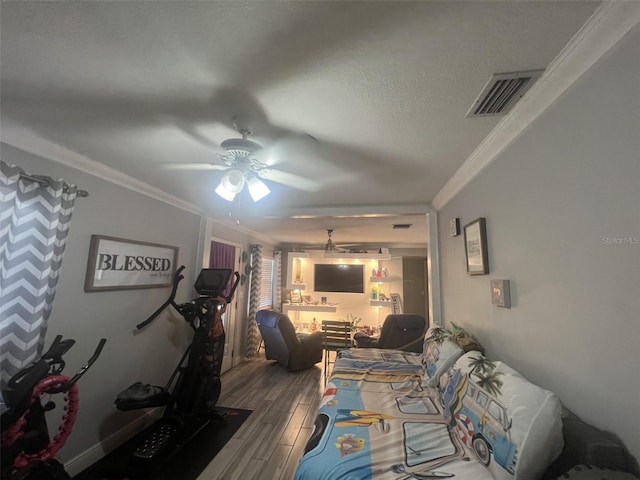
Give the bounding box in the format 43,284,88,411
115,265,239,467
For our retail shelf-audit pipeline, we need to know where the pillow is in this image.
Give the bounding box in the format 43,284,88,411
441,352,563,480
450,321,485,353
421,326,464,387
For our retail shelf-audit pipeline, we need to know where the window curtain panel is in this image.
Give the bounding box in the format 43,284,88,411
246,244,262,358
210,240,236,297
0,161,79,389
274,250,282,311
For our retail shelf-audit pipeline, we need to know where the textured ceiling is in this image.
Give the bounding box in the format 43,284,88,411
0,1,601,246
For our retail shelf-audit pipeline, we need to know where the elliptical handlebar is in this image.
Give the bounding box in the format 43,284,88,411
136,266,240,330
225,272,240,304
136,265,186,330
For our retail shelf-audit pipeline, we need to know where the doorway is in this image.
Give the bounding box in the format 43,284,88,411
209,238,242,374
402,257,428,320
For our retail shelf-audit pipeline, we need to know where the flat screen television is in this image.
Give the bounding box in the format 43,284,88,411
313,264,364,293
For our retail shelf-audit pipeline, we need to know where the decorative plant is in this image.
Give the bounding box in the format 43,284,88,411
450,321,485,354
342,312,362,328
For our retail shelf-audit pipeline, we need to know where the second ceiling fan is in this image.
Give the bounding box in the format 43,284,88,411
312,229,360,252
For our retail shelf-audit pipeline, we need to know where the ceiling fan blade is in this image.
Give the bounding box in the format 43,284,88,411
170,119,230,155
162,163,228,171
253,146,278,166
253,133,321,167
258,168,321,192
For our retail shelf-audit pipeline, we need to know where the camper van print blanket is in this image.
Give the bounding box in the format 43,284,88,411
295,350,563,480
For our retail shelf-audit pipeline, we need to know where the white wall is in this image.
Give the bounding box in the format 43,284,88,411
282,249,428,328
284,253,402,328
1,144,204,469
437,25,640,462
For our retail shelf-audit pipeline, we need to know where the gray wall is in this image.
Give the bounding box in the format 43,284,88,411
1,143,276,467
437,26,640,461
1,144,204,464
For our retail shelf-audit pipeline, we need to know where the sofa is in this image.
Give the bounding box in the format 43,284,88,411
294,324,638,479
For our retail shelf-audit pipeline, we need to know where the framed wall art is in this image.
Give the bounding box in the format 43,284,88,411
84,235,179,292
290,289,302,304
464,217,489,275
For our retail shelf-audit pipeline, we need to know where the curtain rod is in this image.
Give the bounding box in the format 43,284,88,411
19,173,89,197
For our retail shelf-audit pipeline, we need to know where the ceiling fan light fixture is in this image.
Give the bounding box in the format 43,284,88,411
215,169,245,201
221,169,245,193
247,176,270,202
215,169,271,202
215,182,237,201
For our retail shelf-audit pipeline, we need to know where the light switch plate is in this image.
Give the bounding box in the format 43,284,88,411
449,218,460,237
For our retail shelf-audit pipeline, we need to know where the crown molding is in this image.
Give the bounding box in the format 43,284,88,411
1,120,204,216
269,204,432,218
432,1,640,211
207,217,278,246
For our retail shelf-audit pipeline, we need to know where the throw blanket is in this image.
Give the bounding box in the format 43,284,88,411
296,351,493,479
295,347,563,480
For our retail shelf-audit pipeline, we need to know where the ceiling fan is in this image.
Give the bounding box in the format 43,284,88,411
312,229,361,252
167,118,320,201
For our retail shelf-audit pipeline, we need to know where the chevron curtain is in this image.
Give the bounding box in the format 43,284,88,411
274,251,282,311
0,162,79,388
245,244,262,358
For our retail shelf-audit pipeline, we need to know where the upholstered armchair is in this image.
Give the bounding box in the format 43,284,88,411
354,314,426,353
256,310,323,371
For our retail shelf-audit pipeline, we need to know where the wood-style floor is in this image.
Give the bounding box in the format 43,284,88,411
195,355,327,480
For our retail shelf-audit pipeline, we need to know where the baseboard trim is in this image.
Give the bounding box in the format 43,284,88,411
63,408,162,477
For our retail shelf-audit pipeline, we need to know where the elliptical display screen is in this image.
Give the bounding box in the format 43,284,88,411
194,269,232,296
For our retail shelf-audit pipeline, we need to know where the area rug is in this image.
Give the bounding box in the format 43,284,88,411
73,407,253,480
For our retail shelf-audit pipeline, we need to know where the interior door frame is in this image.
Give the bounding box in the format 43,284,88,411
210,236,241,374
196,219,243,373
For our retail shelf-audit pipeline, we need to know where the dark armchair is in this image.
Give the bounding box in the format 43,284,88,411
256,310,323,371
354,314,426,353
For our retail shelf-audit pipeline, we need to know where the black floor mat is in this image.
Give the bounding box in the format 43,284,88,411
73,408,253,480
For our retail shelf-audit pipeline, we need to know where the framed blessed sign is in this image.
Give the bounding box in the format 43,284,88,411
464,218,489,275
84,235,179,292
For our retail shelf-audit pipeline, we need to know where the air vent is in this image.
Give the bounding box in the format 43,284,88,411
392,224,412,229
466,70,544,117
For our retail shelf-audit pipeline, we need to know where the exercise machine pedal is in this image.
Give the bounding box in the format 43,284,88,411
132,422,178,459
